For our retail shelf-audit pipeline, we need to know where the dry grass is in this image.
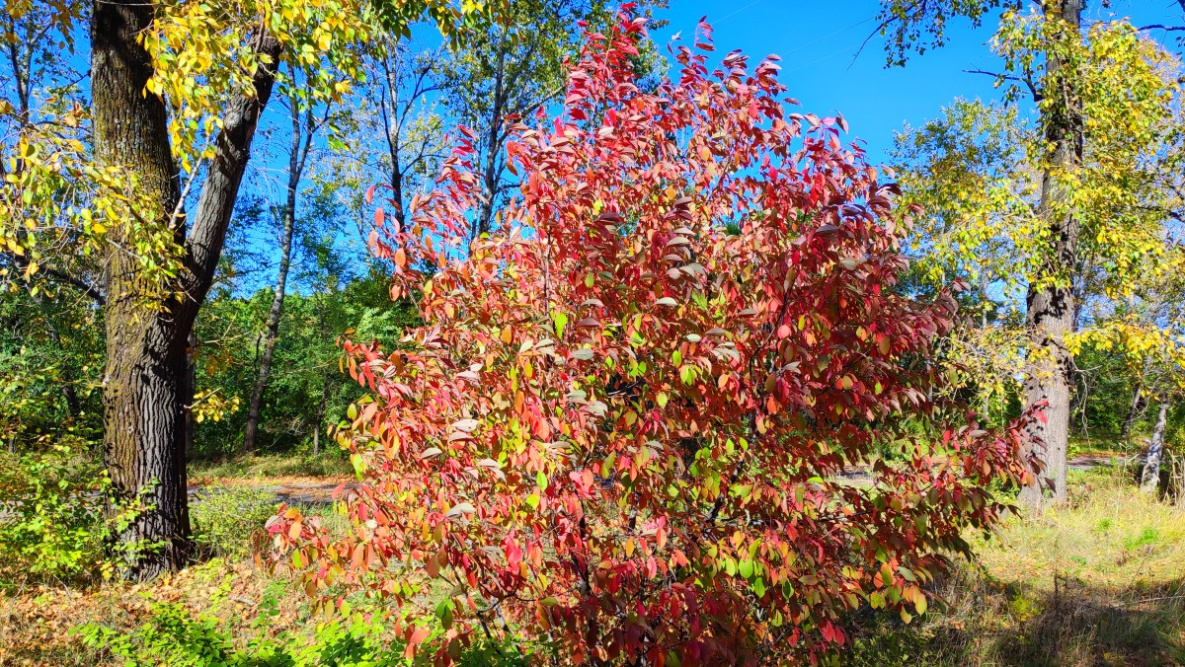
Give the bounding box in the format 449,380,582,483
0,558,299,666
851,464,1185,666
0,498,362,666
189,453,354,484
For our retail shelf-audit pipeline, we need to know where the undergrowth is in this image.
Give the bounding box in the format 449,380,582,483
3,459,1181,665
849,465,1185,666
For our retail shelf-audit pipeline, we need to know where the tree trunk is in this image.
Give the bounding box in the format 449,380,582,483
476,33,508,239
92,0,281,578
93,0,191,579
1121,380,1144,440
313,375,331,458
242,199,295,452
243,92,312,452
1140,402,1169,494
1019,0,1084,509
185,331,198,458
979,273,991,421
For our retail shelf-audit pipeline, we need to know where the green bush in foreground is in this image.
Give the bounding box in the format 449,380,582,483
76,598,532,667
0,446,143,585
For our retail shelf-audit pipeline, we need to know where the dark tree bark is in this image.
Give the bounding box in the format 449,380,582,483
92,0,281,579
1140,401,1169,494
93,0,189,578
1019,0,1084,508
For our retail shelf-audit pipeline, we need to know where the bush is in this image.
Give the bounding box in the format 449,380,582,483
271,12,1038,665
0,445,129,585
76,599,532,666
191,485,278,560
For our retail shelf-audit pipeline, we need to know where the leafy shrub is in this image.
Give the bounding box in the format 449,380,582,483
270,11,1039,665
0,445,133,585
76,599,531,666
191,485,278,559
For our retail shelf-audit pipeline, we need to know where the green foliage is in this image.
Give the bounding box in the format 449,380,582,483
1123,526,1161,551
0,287,104,449
190,269,417,457
191,485,278,560
0,446,141,585
76,598,532,667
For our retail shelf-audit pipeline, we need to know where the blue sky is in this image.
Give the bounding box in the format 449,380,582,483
649,0,1183,166
229,0,1185,294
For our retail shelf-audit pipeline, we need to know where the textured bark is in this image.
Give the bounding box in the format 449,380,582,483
93,0,190,578
92,0,281,578
1140,402,1169,494
243,93,313,452
1019,0,1084,508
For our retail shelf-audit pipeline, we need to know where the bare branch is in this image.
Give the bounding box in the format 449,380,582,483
965,68,1041,101
1139,24,1185,33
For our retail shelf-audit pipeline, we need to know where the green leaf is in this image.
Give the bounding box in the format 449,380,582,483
738,559,754,579
552,311,569,339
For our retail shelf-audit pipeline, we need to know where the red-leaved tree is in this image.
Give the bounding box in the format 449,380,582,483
269,12,1038,665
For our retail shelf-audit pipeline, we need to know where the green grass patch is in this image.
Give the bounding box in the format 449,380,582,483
190,453,353,481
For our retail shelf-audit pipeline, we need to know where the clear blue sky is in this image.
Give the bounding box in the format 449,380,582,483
649,0,1183,166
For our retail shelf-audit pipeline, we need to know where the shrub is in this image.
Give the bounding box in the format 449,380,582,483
76,599,532,666
269,12,1037,665
191,484,278,560
0,445,131,585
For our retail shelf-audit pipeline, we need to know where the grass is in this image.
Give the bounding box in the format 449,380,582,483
189,452,354,483
1067,433,1143,459
851,464,1185,666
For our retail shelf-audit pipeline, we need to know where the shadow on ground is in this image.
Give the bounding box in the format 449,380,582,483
848,574,1185,666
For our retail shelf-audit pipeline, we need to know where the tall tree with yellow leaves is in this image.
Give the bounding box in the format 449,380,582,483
881,0,1182,506
1,0,499,579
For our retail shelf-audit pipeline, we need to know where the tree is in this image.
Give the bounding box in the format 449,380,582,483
91,0,343,578
890,99,1034,423
243,65,341,453
441,0,666,241
880,1,1183,505
270,16,1037,663
352,39,451,230
1,0,497,578
1065,249,1185,493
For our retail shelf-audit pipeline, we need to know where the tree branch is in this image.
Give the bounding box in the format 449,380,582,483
181,30,282,318
1,250,105,305
1139,24,1185,32
849,0,929,68
966,68,1041,101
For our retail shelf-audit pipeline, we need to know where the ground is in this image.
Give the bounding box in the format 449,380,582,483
1,457,1181,666
851,465,1185,666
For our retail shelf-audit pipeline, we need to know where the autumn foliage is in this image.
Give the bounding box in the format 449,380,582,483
269,12,1038,665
